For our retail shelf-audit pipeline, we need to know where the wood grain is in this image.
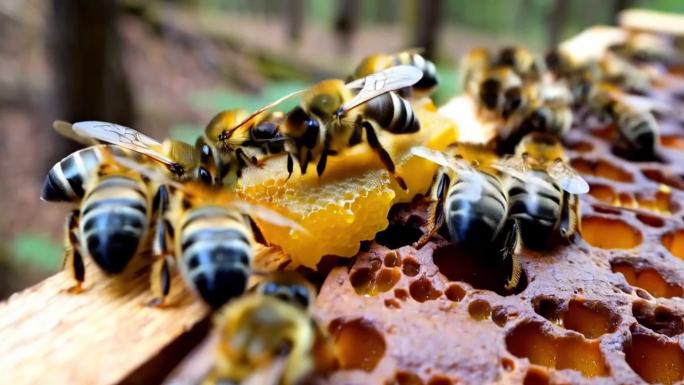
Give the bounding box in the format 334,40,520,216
0,245,286,385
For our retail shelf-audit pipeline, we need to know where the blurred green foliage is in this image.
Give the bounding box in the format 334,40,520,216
11,233,62,271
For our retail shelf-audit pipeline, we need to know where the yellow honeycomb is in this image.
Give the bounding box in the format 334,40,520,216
238,105,457,267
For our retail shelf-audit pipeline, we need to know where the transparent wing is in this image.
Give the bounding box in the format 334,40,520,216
71,121,177,166
546,159,590,194
490,155,530,180
227,89,304,135
410,146,468,173
342,65,423,112
52,120,98,146
112,155,183,190
227,201,308,235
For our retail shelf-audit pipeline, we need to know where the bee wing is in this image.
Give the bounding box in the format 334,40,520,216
111,155,184,190
490,156,530,179
227,90,304,135
241,357,288,385
226,201,308,235
342,65,423,112
53,120,98,146
410,146,469,173
71,121,178,167
546,159,590,194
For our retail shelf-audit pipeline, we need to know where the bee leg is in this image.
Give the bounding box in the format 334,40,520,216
502,220,523,291
64,209,85,294
299,149,312,175
414,170,449,248
363,121,408,190
317,133,331,177
559,191,579,242
286,153,294,180
147,185,173,308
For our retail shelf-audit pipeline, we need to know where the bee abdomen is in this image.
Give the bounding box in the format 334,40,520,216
180,214,252,308
41,146,105,202
80,178,149,273
363,92,420,134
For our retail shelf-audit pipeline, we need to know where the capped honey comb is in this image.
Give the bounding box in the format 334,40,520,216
239,106,457,268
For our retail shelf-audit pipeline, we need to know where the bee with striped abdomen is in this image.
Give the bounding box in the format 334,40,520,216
203,272,336,385
495,132,589,249
117,157,306,308
352,49,439,97
282,65,423,189
411,145,523,291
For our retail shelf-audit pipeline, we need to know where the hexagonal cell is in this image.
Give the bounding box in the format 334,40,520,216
444,283,466,302
661,135,684,151
375,217,424,249
624,332,684,384
642,169,684,190
505,322,608,377
402,257,421,277
632,301,684,337
394,371,424,385
432,244,527,296
588,183,617,204
467,299,492,321
330,318,386,372
426,375,453,385
582,216,642,249
662,229,684,260
635,213,665,228
571,158,634,182
523,367,550,385
384,251,402,268
635,190,675,214
409,277,442,303
611,262,684,298
533,297,619,339
350,256,401,296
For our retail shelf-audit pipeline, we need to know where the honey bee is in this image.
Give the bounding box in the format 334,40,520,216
203,272,336,385
411,145,523,291
282,65,423,189
55,153,159,292
116,157,306,308
495,132,589,249
587,86,660,160
495,45,547,82
352,50,439,97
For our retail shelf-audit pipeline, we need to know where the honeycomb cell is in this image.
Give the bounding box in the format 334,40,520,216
533,298,618,339
635,213,664,228
635,189,675,214
505,322,608,377
492,306,510,327
409,277,442,303
330,318,387,372
501,357,515,372
661,135,684,151
581,216,642,249
432,244,527,295
444,284,466,302
239,107,457,267
523,367,550,385
662,229,684,260
588,183,617,204
394,371,424,385
427,375,452,385
570,158,634,182
350,266,401,296
384,251,401,268
385,298,401,309
394,288,409,301
468,300,492,321
611,262,684,298
402,257,420,277
642,169,684,191
632,301,684,337
625,332,684,384
376,218,424,249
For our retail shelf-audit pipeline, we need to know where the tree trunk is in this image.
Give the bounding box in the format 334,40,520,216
286,0,304,43
334,0,360,53
47,0,135,163
547,0,570,49
413,0,441,60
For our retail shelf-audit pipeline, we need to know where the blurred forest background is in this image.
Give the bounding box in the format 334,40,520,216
0,0,682,298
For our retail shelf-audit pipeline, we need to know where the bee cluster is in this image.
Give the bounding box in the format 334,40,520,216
41,24,684,385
